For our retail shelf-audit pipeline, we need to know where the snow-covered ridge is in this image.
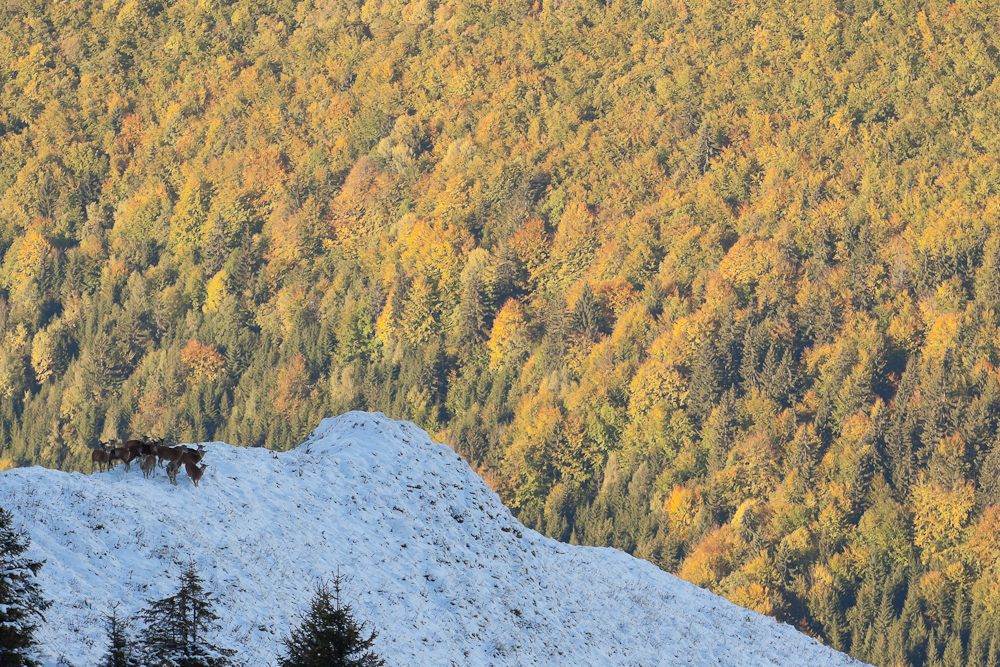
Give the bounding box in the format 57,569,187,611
0,412,866,666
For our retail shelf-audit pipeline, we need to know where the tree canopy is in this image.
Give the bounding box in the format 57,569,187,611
3,0,1000,663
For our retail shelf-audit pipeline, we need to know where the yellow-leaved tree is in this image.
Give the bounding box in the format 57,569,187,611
181,340,225,384
912,480,976,564
488,299,529,369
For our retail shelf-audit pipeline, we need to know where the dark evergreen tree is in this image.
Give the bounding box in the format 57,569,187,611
100,604,140,667
571,283,601,340
202,221,232,276
279,573,385,667
920,357,956,462
975,237,1000,305
819,586,849,654
704,390,739,474
762,347,796,407
867,576,899,666
943,592,967,667
886,616,909,667
898,576,929,666
419,339,448,408
738,322,769,390
491,243,519,305
539,296,568,373
961,379,997,466
138,563,234,667
712,308,742,390
885,356,921,496
978,441,1000,507
687,336,721,420
387,273,409,333
458,276,488,346
0,506,49,667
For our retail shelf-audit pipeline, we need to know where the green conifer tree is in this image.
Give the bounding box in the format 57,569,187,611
687,337,721,420
100,604,140,667
571,283,601,340
0,506,49,667
279,573,385,667
703,390,739,475
885,356,920,496
539,296,568,374
975,237,1000,305
458,276,488,346
943,632,965,667
138,563,234,667
920,358,956,462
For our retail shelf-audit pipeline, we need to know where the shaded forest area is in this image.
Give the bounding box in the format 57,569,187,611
2,0,1000,663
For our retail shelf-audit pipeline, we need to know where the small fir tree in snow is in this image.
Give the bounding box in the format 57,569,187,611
279,573,385,667
99,604,140,667
0,506,49,667
138,563,233,667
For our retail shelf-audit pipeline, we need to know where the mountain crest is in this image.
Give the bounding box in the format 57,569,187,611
1,414,864,667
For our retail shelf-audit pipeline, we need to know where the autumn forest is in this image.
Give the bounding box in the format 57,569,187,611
1,0,999,663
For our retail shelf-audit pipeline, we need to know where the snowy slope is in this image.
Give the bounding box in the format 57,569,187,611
0,412,867,667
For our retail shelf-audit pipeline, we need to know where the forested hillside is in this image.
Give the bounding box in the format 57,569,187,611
1,0,999,663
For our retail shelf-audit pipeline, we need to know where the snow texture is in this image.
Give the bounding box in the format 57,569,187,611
0,411,868,666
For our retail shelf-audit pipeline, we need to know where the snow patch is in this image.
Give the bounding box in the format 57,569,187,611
0,411,867,667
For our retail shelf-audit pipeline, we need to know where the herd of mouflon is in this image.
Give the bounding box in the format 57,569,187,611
91,436,208,487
